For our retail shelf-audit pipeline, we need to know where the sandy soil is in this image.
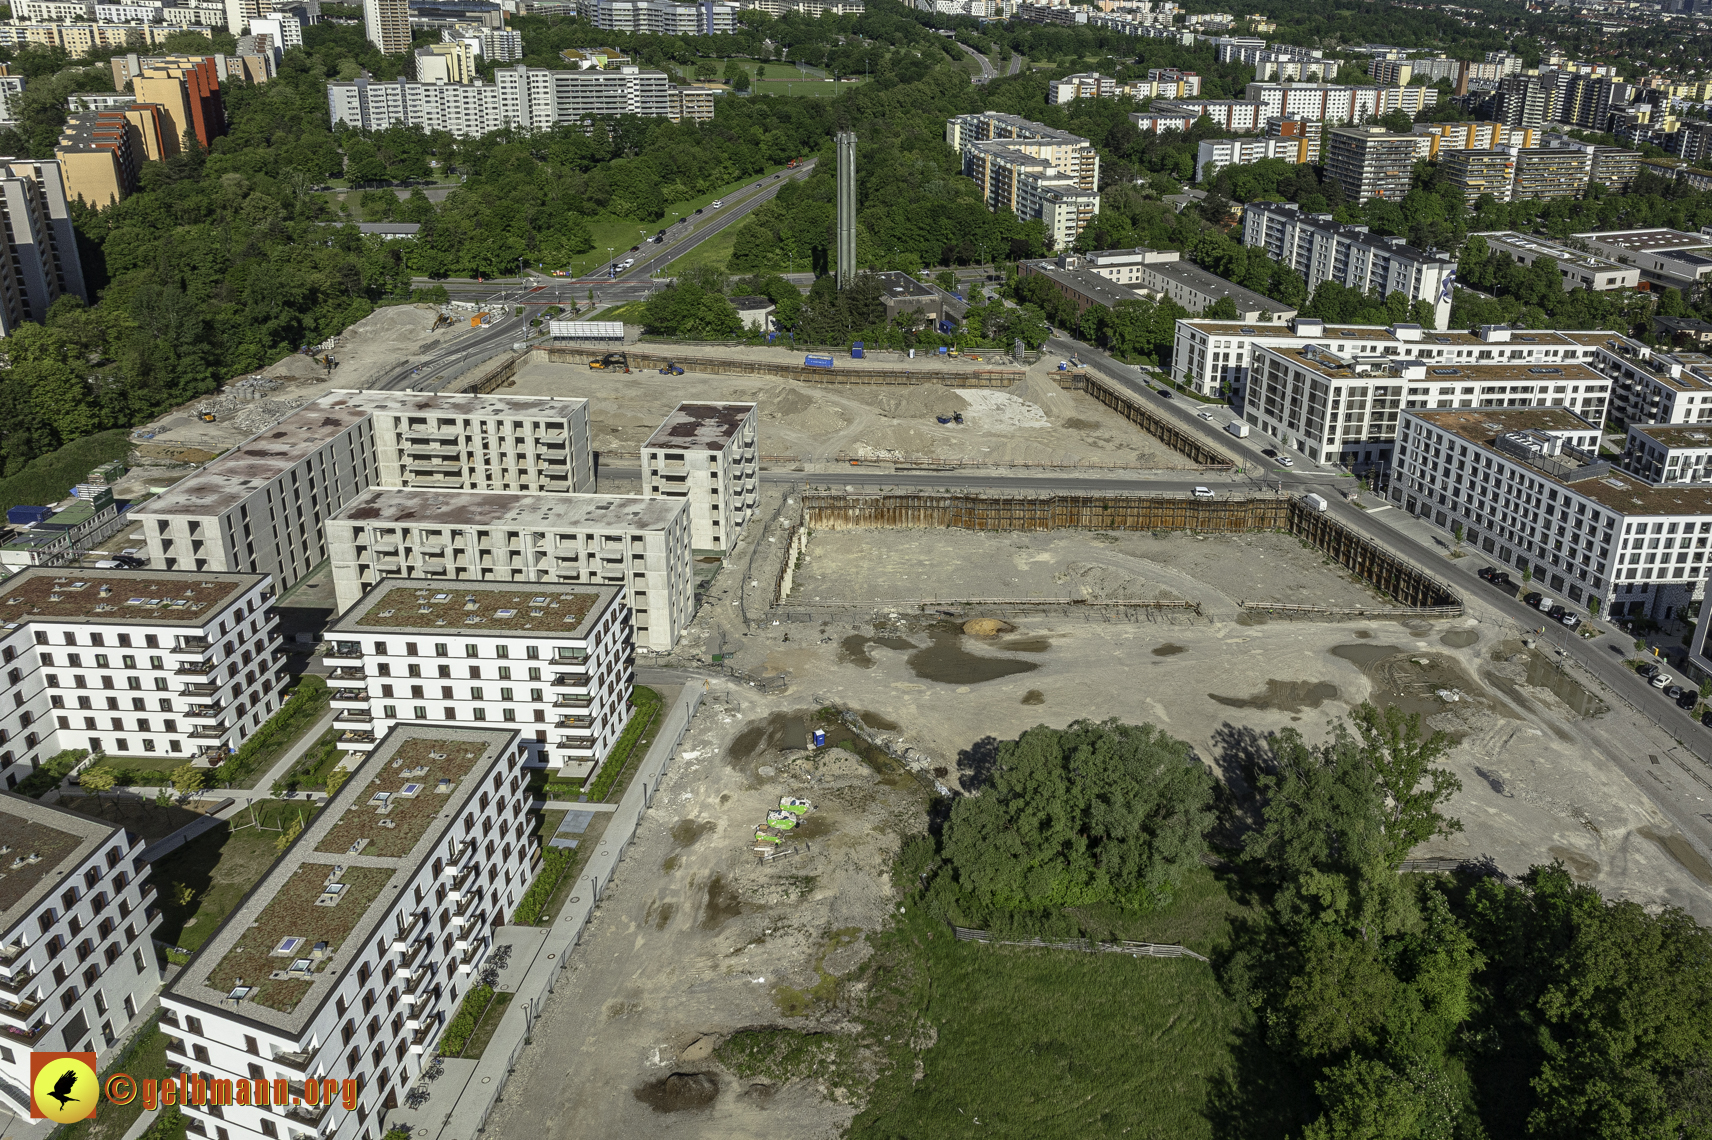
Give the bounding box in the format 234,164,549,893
503,353,1193,469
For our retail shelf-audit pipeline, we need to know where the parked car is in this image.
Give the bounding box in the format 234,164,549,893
1652,672,1674,689
1193,486,1214,498
1678,689,1699,710
1261,448,1279,458
1523,591,1544,608
1198,410,1213,420
1156,388,1173,399
1276,456,1295,467
1478,566,1498,582
1638,661,1662,679
1667,685,1685,700
1561,613,1582,630
1700,708,1712,727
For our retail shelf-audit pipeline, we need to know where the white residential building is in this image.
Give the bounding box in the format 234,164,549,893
132,392,595,596
1472,231,1640,291
441,22,522,61
14,0,96,18
1048,71,1117,104
577,0,737,32
1195,135,1311,182
0,794,162,1113
1241,201,1456,330
1244,81,1439,123
1570,228,1712,294
327,65,687,137
323,581,632,778
1586,333,1712,426
641,403,758,553
161,724,535,1140
0,159,88,334
326,488,693,654
1394,406,1712,620
0,567,284,771
1149,99,1264,132
1621,422,1712,484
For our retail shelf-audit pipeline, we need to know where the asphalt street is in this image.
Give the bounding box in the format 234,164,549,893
955,40,997,81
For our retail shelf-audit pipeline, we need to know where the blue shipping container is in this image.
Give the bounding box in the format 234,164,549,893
937,346,949,355
6,506,50,526
804,354,835,368
851,341,864,359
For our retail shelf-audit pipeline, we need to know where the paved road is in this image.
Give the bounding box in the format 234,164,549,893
604,159,819,282
955,40,997,81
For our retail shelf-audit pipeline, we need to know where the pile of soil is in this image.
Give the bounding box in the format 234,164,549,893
880,385,970,419
1010,370,1080,422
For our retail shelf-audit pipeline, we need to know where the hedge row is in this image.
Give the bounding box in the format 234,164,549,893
437,984,494,1058
214,675,328,787
511,846,574,926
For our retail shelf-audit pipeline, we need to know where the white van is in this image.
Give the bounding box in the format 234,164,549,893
1192,486,1214,498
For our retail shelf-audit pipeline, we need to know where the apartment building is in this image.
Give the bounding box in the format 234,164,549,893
1245,81,1438,123
0,21,211,50
133,392,593,596
1621,422,1712,484
1240,202,1455,330
440,22,521,61
1511,146,1593,200
1195,135,1310,182
325,74,505,136
641,403,758,553
1571,228,1712,294
1472,231,1639,291
0,567,284,768
947,113,1100,248
364,0,408,53
1265,115,1323,162
578,0,737,33
414,40,474,83
1047,71,1115,103
1441,148,1517,204
496,63,670,123
0,793,162,1114
1325,126,1429,203
0,159,87,335
1412,120,1537,159
1393,407,1712,620
1539,135,1640,191
1589,334,1712,426
1368,58,1412,85
161,724,534,1140
1128,110,1197,135
1021,252,1294,323
665,84,714,123
323,581,631,776
1148,99,1263,132
1173,315,1613,420
56,101,176,204
1255,54,1330,82
133,55,224,148
326,489,692,653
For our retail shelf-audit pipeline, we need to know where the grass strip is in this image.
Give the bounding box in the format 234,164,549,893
215,675,328,788
438,984,495,1057
512,845,573,926
584,685,662,802
461,990,514,1060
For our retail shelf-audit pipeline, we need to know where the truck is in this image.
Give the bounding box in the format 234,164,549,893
1226,419,1250,438
1302,493,1329,513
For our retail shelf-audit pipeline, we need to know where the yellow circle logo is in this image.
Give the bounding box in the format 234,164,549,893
33,1056,98,1123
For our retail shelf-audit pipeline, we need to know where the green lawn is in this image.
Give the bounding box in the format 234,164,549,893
150,799,320,952
57,1023,177,1140
751,80,855,97
691,57,824,81
560,164,792,279
589,301,648,323
661,224,740,275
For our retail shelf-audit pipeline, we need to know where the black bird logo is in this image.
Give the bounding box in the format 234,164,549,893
46,1067,78,1110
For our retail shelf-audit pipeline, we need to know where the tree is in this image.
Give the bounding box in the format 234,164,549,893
936,720,1216,922
171,763,206,799
79,766,116,804
325,765,350,797
275,814,304,854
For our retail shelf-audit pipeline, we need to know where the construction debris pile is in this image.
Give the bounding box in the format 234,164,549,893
752,795,812,852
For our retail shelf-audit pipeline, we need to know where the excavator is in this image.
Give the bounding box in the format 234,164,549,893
659,360,684,375
588,352,630,372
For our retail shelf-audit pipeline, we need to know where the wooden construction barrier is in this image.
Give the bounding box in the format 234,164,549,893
537,345,1025,387
1063,372,1237,469
1285,501,1460,610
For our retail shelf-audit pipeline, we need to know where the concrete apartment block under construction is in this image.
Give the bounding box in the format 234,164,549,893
131,392,594,596
325,488,693,653
0,158,87,334
641,402,758,552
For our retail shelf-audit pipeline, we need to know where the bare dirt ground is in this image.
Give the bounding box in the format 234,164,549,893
503,353,1192,469
487,690,929,1140
792,527,1389,612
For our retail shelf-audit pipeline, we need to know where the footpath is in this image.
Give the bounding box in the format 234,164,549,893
383,675,707,1140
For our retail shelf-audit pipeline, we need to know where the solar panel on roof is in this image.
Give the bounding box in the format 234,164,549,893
1432,368,1460,375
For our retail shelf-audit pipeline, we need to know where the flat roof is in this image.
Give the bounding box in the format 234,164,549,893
1177,319,1616,350
0,568,261,624
170,725,519,1031
1474,230,1633,272
642,402,755,452
1243,203,1458,265
135,391,589,520
0,794,119,939
332,487,685,531
1145,259,1295,312
1411,408,1712,515
1573,227,1712,253
1022,260,1147,310
1260,344,1605,385
330,580,621,637
1629,423,1712,449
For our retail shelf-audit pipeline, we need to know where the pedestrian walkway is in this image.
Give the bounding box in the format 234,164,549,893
384,678,706,1140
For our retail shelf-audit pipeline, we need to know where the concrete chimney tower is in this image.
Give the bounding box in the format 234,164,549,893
835,130,856,288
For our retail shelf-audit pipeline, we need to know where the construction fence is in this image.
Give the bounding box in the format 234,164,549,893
796,492,1462,613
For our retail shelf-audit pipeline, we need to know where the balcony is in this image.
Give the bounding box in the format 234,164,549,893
0,993,42,1030
394,937,427,970
337,731,377,751
187,726,227,740
333,710,373,725
553,696,593,710
450,891,478,923
555,717,594,734
4,1020,54,1048
457,939,488,973
269,1049,311,1072
404,442,458,456
329,688,369,708
408,1018,440,1054
398,967,430,1005
184,705,224,726
404,988,443,1030
178,682,220,698
445,865,474,895
389,911,425,952
0,965,36,999
550,670,589,687
171,637,211,657
319,643,363,666
441,840,474,875
327,667,366,682
284,1099,330,1127
175,660,215,677
452,911,485,943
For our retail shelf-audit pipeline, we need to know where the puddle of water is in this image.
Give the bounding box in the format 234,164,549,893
839,634,919,668
1152,644,1187,657
856,709,900,731
1523,654,1606,718
634,1072,719,1112
1353,630,1373,639
1639,826,1712,885
908,629,1039,685
1002,637,1051,653
1210,680,1340,713
1331,644,1494,724
1021,689,1046,705
1440,630,1480,649
1331,643,1404,668
699,873,743,929
729,711,812,766
1548,845,1599,882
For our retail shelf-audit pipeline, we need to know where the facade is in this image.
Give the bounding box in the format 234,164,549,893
0,21,212,49
947,113,1100,248
1194,135,1310,182
496,64,673,121
132,55,224,149
1255,55,1330,82
132,392,593,596
1172,315,1613,425
1021,251,1295,323
1511,146,1593,200
1324,126,1428,203
1148,99,1263,132
441,22,522,61
0,159,88,335
363,0,409,54
1441,147,1517,204
1393,407,1712,620
331,65,695,136
1589,334,1712,427
641,403,758,553
325,488,692,653
665,84,714,123
0,567,284,766
0,793,162,1113
578,0,737,33
1621,422,1712,484
161,724,535,1140
1472,231,1639,291
325,74,504,137
1244,81,1438,123
414,40,475,84
1571,228,1712,294
1240,202,1455,330
1413,120,1536,159
1048,71,1115,103
56,109,139,206
323,581,632,776
1265,115,1323,162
